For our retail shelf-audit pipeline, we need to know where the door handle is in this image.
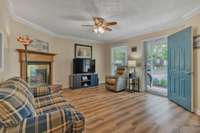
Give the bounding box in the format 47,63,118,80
186,72,193,75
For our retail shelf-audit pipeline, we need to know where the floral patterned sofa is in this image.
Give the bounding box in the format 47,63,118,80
0,77,84,133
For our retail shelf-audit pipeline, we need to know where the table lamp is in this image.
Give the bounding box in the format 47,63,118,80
128,60,136,79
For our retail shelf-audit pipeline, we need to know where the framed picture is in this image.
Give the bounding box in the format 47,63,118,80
29,39,49,53
194,35,200,48
0,32,4,72
75,44,92,58
131,47,137,52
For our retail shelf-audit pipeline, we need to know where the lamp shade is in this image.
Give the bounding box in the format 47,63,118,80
128,60,136,67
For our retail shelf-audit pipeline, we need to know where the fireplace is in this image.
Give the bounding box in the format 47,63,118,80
28,62,51,87
17,49,56,87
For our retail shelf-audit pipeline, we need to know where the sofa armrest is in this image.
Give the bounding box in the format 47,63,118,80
2,108,84,133
31,86,51,97
25,109,74,133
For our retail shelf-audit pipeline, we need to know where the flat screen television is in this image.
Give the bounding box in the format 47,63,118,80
73,58,95,74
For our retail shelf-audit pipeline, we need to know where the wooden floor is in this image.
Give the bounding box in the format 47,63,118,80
62,86,200,133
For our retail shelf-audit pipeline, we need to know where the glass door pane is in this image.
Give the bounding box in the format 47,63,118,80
144,38,168,96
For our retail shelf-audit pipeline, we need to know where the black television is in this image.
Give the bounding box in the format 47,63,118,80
73,58,95,74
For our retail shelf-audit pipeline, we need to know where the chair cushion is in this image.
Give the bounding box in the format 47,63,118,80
116,68,125,75
0,83,36,127
106,79,116,85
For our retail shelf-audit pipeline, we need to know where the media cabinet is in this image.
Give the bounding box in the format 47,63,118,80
70,73,98,89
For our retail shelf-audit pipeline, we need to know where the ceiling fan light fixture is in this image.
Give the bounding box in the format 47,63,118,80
94,28,98,33
98,27,105,34
82,17,117,34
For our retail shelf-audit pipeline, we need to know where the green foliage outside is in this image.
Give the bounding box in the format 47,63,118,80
153,79,160,86
148,44,167,61
153,78,168,88
113,47,127,65
147,43,168,88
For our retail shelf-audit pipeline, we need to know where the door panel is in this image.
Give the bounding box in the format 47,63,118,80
168,27,193,111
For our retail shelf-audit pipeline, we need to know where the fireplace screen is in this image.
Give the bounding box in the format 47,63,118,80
27,62,50,88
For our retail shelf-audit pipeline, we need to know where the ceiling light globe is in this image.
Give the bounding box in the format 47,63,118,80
94,28,98,33
98,27,105,34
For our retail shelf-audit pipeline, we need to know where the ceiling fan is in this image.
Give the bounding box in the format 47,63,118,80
82,17,117,34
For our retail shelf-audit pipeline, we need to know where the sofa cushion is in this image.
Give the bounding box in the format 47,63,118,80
6,77,35,106
36,101,73,115
35,93,66,109
0,83,36,127
31,86,51,97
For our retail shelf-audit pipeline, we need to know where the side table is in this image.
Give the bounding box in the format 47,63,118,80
127,77,140,93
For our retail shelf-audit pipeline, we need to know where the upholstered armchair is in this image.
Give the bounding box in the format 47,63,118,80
105,67,128,92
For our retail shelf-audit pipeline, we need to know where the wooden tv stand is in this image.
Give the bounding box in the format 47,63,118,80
70,73,98,89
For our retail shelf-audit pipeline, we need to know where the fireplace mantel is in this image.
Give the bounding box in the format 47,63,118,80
17,49,56,62
17,49,56,85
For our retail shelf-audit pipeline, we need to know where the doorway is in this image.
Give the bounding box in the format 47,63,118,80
144,27,193,111
144,38,168,97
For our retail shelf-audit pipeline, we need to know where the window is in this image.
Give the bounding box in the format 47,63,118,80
111,46,128,74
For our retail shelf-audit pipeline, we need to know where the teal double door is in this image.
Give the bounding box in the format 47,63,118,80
168,27,193,111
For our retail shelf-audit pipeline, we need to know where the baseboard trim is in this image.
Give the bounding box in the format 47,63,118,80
194,108,200,116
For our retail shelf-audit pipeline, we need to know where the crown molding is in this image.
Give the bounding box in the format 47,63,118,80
51,33,102,44
105,21,185,44
100,6,200,44
7,0,102,44
7,0,200,45
182,6,200,20
7,0,56,36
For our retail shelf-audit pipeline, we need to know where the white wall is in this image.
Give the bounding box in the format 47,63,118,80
0,0,107,88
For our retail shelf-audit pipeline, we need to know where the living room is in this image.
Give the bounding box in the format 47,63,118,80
0,0,200,133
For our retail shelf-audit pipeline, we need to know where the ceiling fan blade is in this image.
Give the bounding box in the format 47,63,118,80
93,17,104,25
103,27,112,31
93,17,98,24
81,25,94,27
105,21,117,26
